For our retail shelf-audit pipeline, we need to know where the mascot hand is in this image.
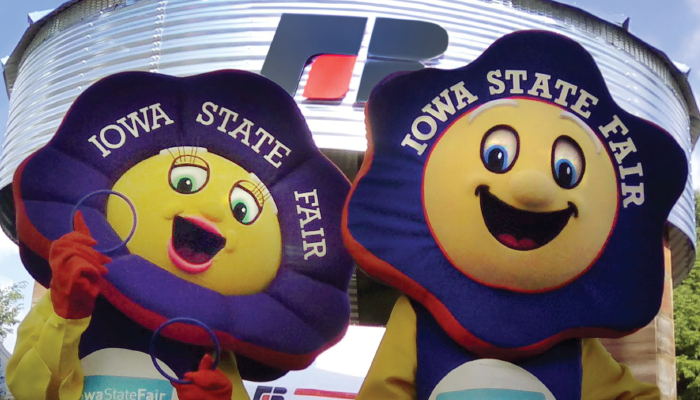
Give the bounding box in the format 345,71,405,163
173,354,233,400
49,211,111,319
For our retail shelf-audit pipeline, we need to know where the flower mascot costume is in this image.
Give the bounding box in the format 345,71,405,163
7,70,354,400
343,31,688,399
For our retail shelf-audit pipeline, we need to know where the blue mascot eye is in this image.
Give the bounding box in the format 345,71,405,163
552,136,585,189
484,145,509,172
554,159,577,188
481,126,519,173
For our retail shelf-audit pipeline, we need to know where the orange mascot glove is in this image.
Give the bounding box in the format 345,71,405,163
172,354,233,400
49,211,111,319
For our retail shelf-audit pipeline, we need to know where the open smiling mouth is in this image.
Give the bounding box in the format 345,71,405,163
476,185,577,251
167,216,226,274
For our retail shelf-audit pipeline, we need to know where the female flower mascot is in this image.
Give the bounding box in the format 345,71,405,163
343,31,688,399
7,70,354,400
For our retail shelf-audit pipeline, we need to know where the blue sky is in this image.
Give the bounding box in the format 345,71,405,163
1,0,700,352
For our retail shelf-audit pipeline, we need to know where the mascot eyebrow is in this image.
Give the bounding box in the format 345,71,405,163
468,99,519,123
560,111,602,153
468,99,602,154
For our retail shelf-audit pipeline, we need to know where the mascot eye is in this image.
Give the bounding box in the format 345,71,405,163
552,136,585,189
230,183,261,225
481,125,519,173
169,165,209,194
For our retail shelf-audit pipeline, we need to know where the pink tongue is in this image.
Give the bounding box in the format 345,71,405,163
176,246,210,264
498,234,537,250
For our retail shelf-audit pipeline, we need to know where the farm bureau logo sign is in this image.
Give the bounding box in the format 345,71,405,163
261,14,449,103
253,386,287,400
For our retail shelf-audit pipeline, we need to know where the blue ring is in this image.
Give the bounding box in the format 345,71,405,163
150,317,221,385
70,189,137,254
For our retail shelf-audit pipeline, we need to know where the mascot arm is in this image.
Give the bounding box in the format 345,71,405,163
216,350,251,400
356,296,418,400
580,338,660,399
8,213,109,400
7,291,90,400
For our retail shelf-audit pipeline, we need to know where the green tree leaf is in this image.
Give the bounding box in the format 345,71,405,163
0,281,27,341
675,192,700,399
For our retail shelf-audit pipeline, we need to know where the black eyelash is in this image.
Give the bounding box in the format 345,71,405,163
168,146,204,165
237,181,269,207
254,182,271,204
173,155,207,167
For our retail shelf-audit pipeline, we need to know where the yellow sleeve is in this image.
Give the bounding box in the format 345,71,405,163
7,291,90,400
216,350,251,400
581,338,660,400
356,295,418,400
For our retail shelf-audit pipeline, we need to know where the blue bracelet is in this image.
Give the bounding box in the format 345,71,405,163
150,317,221,384
70,189,137,254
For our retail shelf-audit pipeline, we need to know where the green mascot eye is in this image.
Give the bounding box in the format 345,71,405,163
230,184,261,224
169,165,209,194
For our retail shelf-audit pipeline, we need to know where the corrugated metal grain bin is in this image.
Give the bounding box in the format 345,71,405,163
1,0,697,290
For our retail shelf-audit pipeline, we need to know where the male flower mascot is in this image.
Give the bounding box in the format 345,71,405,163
7,70,354,400
343,31,688,399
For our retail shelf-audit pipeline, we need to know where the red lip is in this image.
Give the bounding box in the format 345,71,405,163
168,216,226,274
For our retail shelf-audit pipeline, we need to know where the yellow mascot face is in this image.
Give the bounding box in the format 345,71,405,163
106,147,282,295
423,99,618,292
